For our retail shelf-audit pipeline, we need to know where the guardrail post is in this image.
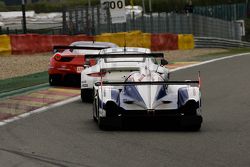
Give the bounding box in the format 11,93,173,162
6,27,9,35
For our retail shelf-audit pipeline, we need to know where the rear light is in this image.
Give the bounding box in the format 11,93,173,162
88,71,106,77
89,59,96,66
54,54,74,62
54,53,62,61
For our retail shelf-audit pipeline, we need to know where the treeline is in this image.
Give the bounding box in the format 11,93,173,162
0,0,246,13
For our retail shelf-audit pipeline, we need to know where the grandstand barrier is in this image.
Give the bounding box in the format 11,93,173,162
151,33,178,51
0,35,11,55
178,34,195,50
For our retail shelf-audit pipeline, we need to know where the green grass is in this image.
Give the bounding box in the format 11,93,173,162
169,48,250,63
189,48,250,62
0,71,48,94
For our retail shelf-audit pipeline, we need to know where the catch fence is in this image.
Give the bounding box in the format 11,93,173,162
62,6,243,40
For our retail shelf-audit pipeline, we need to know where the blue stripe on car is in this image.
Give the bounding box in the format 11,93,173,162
124,85,144,103
178,87,189,108
156,85,167,100
111,89,120,105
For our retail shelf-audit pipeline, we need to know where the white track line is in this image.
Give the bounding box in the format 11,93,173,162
0,52,249,127
0,96,80,127
170,52,250,72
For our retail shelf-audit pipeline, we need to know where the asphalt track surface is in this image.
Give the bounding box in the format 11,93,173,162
0,54,250,167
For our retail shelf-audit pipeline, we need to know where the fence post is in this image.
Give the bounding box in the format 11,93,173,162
86,6,90,35
75,9,79,34
80,8,84,34
97,5,100,35
150,12,153,33
6,27,9,35
91,6,95,35
141,11,145,32
106,7,111,33
165,12,168,33
157,12,160,33
62,8,67,34
132,12,135,31
69,10,73,35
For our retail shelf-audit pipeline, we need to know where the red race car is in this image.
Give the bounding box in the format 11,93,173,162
48,41,118,86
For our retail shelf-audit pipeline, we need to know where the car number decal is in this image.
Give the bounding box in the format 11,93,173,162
77,66,84,73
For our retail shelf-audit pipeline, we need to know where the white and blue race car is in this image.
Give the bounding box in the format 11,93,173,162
92,54,202,130
81,47,169,102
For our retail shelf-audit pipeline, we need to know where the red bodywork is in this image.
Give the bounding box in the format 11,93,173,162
48,50,96,83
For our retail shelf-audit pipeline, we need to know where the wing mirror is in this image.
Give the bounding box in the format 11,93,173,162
160,59,168,66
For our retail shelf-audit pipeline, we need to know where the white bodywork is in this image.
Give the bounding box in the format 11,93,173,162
81,47,169,90
96,70,200,118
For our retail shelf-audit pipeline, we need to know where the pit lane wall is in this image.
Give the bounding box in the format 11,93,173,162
0,31,194,55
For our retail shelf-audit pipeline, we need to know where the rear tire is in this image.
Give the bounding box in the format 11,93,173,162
98,116,106,130
49,74,61,86
81,89,93,103
180,116,202,131
92,92,98,122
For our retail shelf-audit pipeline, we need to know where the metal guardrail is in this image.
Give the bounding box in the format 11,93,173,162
195,37,250,48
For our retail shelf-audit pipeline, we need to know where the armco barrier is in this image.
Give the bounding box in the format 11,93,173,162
110,32,126,46
0,35,11,55
141,33,151,48
11,34,55,54
10,34,94,54
95,33,112,43
151,33,178,51
178,34,195,50
11,34,39,54
95,31,151,48
125,31,142,47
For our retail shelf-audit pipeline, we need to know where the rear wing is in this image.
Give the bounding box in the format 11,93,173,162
53,45,110,53
84,53,164,59
95,80,199,86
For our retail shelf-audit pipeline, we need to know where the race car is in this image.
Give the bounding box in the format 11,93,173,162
92,54,202,130
48,41,118,86
80,47,169,102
